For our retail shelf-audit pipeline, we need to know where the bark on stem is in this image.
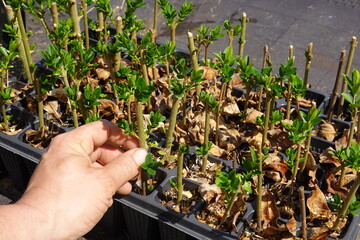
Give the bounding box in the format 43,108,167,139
68,0,81,39
332,173,360,230
299,186,307,240
151,0,158,43
303,42,313,87
164,97,181,162
257,45,268,111
327,50,346,121
202,101,211,173
114,17,123,72
81,0,89,50
187,31,200,95
238,12,247,59
51,2,58,30
177,153,184,203
5,6,32,83
338,37,358,116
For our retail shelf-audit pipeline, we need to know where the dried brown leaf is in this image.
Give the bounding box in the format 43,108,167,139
286,216,297,236
95,68,111,80
319,147,340,166
307,185,331,221
325,171,350,199
261,188,280,228
245,108,263,123
44,100,61,120
209,144,226,157
317,122,336,141
222,99,241,116
228,73,245,88
308,227,330,240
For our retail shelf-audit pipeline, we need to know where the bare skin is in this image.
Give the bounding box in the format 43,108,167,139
0,120,147,240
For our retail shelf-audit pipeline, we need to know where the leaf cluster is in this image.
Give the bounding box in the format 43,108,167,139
199,90,219,111
134,77,156,103
283,107,321,143
223,19,241,38
285,148,305,173
0,40,19,76
147,110,166,131
158,0,193,27
195,142,213,157
342,69,360,111
330,193,360,216
195,25,224,47
141,153,161,175
117,119,136,136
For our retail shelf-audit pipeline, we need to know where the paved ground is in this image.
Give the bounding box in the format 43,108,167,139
23,0,360,93
2,0,360,238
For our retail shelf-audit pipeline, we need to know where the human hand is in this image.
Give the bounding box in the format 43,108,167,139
14,120,146,239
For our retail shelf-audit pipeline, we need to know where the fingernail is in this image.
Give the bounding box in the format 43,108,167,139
133,148,147,166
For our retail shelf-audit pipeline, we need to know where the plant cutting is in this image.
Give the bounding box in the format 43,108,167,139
2,1,360,239
330,141,360,231
215,169,252,228
0,40,18,132
157,0,193,45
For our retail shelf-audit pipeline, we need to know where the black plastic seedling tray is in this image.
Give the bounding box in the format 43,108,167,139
276,87,330,114
114,167,255,240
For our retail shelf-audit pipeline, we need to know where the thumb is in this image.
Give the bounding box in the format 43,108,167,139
103,148,147,192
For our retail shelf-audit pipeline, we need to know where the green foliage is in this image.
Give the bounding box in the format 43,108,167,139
134,77,156,103
219,64,236,83
195,142,213,157
147,110,166,131
213,46,239,67
279,59,297,78
269,110,284,125
117,119,136,136
179,144,189,154
85,112,102,124
195,24,224,48
0,40,19,76
148,141,159,148
199,90,219,111
83,84,102,110
283,107,321,143
95,0,113,16
216,169,240,194
158,0,193,27
223,19,241,38
215,169,252,198
114,82,133,102
158,41,176,64
170,58,191,79
0,88,13,102
241,147,262,181
169,178,177,188
342,69,360,111
48,18,73,45
123,0,146,34
22,0,52,22
289,75,306,98
285,148,305,173
238,56,259,89
64,85,79,109
169,59,204,98
330,193,360,216
141,153,161,175
342,142,360,172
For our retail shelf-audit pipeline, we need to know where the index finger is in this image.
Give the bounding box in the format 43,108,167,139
61,120,139,156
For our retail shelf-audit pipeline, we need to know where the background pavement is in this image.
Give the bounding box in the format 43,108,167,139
24,0,360,93
2,0,360,238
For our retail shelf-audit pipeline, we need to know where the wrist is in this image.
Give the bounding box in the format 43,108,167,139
0,201,54,240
